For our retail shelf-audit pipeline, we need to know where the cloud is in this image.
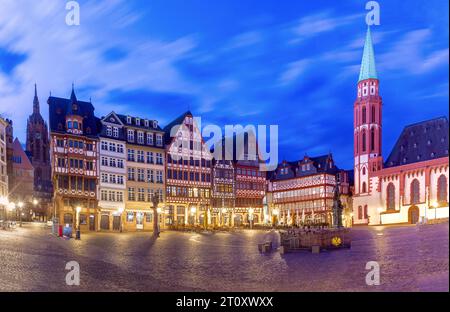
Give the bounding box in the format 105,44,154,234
289,11,362,44
0,0,197,141
278,59,310,86
378,29,449,75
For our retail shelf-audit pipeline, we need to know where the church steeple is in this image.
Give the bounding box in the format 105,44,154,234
33,83,40,114
358,27,378,82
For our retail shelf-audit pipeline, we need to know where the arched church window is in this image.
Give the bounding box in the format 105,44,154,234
362,182,367,193
362,107,367,123
437,175,447,204
410,179,420,204
370,128,375,151
387,183,395,211
362,132,367,152
371,106,376,123
73,121,79,129
362,167,366,175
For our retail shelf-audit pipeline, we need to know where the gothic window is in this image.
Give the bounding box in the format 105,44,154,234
437,175,447,204
386,183,395,211
362,132,367,152
371,106,375,123
362,107,367,124
410,179,420,204
370,128,375,151
362,167,366,175
362,182,367,193
73,121,79,129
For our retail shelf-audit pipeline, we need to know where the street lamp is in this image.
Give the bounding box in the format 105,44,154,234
377,207,383,225
248,208,254,229
18,202,24,227
75,206,81,239
431,200,438,220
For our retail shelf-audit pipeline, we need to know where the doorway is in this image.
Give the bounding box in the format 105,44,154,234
408,206,420,224
113,215,121,231
100,215,110,230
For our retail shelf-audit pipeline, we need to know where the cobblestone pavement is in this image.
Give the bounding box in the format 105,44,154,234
0,222,448,291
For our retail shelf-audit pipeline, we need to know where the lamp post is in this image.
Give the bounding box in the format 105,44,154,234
151,194,160,238
377,207,383,225
75,206,81,239
431,201,438,221
18,201,24,227
248,208,254,229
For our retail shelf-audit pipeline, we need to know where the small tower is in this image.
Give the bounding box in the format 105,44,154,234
66,84,83,135
354,27,383,195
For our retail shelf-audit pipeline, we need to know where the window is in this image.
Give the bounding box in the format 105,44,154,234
101,141,108,150
386,183,395,211
410,179,420,204
364,205,368,219
128,188,135,201
371,106,375,123
137,150,145,163
136,118,140,126
370,128,375,151
362,107,367,124
156,153,163,165
127,116,132,124
106,126,112,136
128,168,135,181
117,175,124,185
437,175,447,204
127,129,134,142
127,212,134,222
137,131,144,144
362,131,366,152
138,188,145,202
147,152,154,163
362,182,367,193
117,144,124,153
117,159,124,168
156,134,163,146
156,171,163,183
147,133,153,145
127,149,135,162
147,169,154,183
138,169,145,182
73,121,79,129
109,142,116,152
113,127,119,138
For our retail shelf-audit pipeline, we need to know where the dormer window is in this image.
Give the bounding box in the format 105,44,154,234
136,118,140,126
127,129,134,142
106,126,112,136
145,120,149,127
113,127,119,138
153,121,158,128
127,116,132,124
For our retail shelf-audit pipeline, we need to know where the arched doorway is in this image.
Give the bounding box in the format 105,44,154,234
408,206,420,224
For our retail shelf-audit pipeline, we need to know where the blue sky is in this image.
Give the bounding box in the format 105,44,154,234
0,0,448,169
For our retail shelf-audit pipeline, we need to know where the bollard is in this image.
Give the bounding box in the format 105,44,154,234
76,229,81,240
58,225,63,237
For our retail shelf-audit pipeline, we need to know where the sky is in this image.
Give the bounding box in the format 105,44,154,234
0,0,448,169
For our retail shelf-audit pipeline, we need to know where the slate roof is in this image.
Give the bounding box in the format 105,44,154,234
163,111,193,145
269,154,342,181
47,93,100,138
116,114,163,132
384,116,449,168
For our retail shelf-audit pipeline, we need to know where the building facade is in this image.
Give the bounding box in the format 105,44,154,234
122,114,165,231
0,117,8,203
211,158,235,226
48,86,100,231
268,154,351,226
10,138,35,220
26,85,53,221
164,111,212,227
352,28,449,225
98,112,127,231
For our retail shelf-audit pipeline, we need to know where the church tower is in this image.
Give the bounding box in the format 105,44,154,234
354,27,383,195
26,84,52,220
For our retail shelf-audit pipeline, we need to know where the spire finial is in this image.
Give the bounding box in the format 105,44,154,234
33,83,40,114
358,26,378,82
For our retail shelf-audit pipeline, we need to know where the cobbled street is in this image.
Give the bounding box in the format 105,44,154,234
0,223,448,291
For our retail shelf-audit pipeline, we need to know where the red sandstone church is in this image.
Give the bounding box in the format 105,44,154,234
353,28,449,225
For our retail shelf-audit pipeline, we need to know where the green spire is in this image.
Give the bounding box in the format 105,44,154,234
358,27,378,82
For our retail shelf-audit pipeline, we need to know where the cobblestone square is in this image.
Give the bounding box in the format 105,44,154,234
0,223,448,291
